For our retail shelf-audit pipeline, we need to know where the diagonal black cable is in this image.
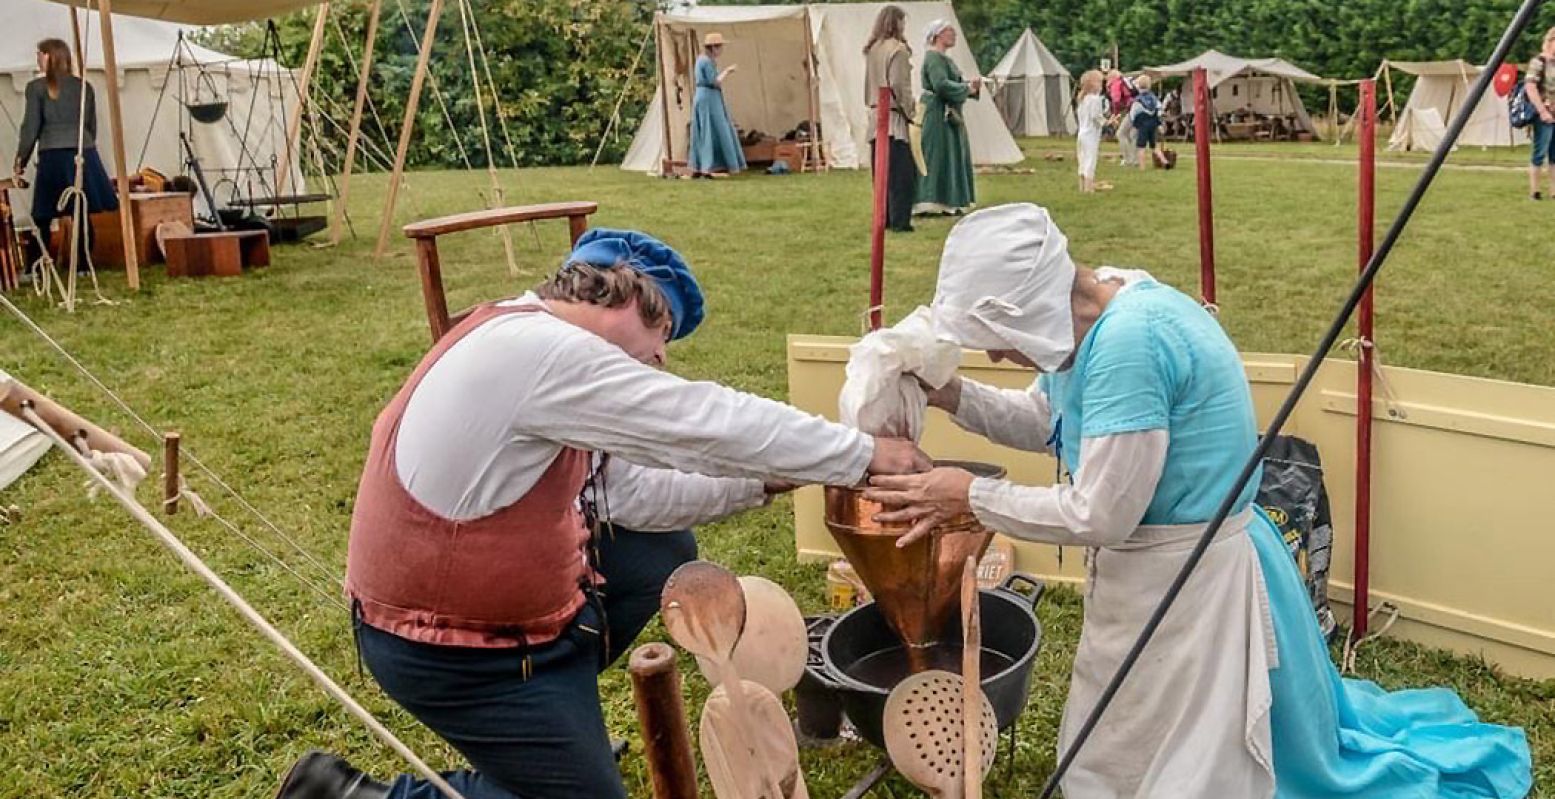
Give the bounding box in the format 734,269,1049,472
1037,1,1544,795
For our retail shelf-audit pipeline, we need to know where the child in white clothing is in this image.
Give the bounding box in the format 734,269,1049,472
1075,70,1107,193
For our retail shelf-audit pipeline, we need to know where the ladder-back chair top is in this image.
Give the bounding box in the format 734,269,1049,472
404,201,598,342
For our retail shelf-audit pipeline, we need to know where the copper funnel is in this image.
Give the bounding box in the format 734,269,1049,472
824,461,1003,649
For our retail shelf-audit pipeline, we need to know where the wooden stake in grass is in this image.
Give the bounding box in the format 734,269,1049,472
163,432,180,515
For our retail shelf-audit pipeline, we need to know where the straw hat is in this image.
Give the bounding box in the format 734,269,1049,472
704,32,725,47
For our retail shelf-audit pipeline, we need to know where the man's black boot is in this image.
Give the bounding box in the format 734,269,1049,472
274,750,391,799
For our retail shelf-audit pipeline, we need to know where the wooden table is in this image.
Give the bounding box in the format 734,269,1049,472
61,192,195,268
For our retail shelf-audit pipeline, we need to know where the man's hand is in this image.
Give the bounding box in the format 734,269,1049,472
919,375,962,414
865,467,977,548
1541,107,1554,124
868,437,933,477
763,480,800,496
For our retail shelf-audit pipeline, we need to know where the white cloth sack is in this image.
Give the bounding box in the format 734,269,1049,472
838,306,961,441
932,203,1077,372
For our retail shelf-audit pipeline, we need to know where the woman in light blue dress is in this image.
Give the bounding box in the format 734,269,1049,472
870,203,1533,798
688,33,745,178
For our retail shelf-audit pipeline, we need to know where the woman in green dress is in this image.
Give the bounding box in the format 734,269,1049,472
915,20,982,215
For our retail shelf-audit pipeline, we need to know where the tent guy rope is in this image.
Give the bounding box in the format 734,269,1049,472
0,292,346,594
14,402,469,799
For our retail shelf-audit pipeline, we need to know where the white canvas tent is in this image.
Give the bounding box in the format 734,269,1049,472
1149,49,1323,135
989,28,1075,137
1,0,302,229
0,370,48,494
1385,60,1525,151
621,2,1023,173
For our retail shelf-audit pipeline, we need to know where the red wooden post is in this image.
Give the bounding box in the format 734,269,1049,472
1353,79,1378,638
1192,68,1216,306
869,86,891,331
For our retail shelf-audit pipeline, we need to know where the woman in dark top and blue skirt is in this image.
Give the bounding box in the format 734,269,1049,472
13,39,118,274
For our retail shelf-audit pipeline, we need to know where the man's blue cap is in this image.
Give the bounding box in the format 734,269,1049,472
566,228,704,341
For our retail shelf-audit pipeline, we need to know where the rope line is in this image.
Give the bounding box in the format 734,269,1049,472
17,404,469,799
0,293,346,593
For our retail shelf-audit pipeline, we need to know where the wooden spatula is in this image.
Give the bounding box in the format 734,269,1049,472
962,556,983,799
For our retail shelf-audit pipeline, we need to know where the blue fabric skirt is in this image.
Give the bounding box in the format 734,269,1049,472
30,146,118,228
1248,511,1532,798
688,87,745,174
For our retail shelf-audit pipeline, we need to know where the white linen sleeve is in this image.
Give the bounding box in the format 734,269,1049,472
598,457,767,532
966,429,1167,546
517,325,874,486
948,378,1055,453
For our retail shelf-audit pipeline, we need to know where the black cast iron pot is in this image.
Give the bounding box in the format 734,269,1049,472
820,573,1045,749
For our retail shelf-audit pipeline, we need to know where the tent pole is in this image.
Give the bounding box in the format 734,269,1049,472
332,0,383,246
1353,78,1377,640
455,0,518,278
278,3,330,197
801,5,822,171
96,0,139,291
374,0,446,260
655,17,674,173
868,87,890,331
68,6,86,77
1192,67,1215,306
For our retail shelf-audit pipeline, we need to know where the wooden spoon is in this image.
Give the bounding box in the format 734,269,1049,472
694,575,808,695
661,561,787,798
962,557,983,799
700,678,809,799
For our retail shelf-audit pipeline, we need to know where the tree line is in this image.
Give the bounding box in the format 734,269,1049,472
199,0,1549,170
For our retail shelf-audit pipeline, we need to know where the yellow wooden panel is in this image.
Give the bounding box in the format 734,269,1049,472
787,335,1555,679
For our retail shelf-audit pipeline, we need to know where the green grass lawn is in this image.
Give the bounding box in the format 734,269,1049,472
2,141,1552,797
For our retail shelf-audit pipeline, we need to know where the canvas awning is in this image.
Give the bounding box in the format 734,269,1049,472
39,0,319,25
1149,49,1324,88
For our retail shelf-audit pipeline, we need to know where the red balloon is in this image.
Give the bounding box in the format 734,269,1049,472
1493,63,1519,98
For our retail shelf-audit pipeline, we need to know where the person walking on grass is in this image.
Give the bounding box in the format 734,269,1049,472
1075,70,1108,193
1130,74,1165,171
1524,27,1555,199
1107,69,1138,167
915,19,981,216
864,5,917,232
689,33,745,179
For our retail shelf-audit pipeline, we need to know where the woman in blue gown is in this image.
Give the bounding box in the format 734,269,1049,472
688,33,745,178
869,203,1532,798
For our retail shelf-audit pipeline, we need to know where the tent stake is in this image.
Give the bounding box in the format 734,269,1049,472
163,432,180,515
375,0,446,259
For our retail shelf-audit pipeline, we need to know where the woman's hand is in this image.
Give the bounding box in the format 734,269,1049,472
719,64,738,81
865,466,976,548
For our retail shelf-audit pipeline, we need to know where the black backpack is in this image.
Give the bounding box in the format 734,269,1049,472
1511,58,1546,129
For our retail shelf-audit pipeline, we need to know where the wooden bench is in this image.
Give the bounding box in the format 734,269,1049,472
163,229,271,278
403,201,598,342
